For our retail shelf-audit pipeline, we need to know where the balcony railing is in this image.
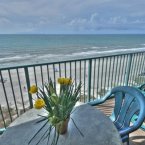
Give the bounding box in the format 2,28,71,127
0,50,145,128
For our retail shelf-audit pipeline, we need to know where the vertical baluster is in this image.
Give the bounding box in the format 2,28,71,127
137,53,144,84
47,65,50,81
70,62,72,78
0,104,6,128
33,66,39,98
125,54,132,86
40,65,44,85
117,55,123,85
88,59,92,101
139,53,145,84
24,67,33,108
83,60,86,102
34,66,38,86
100,58,104,96
0,70,12,122
114,56,119,86
104,57,108,95
122,55,129,85
53,64,56,89
79,61,82,101
93,59,96,99
96,58,100,98
75,61,77,87
107,57,111,89
16,68,25,112
130,54,138,85
8,69,19,116
79,61,81,82
58,63,61,77
121,55,126,85
64,62,67,77
111,56,115,88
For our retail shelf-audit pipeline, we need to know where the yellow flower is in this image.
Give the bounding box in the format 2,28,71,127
58,77,72,85
58,77,64,84
34,99,45,109
29,85,38,94
64,78,72,85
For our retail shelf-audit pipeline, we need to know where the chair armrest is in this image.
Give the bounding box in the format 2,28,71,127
131,114,145,131
119,120,145,137
0,128,6,135
88,90,112,106
119,126,135,137
137,83,145,90
136,84,145,96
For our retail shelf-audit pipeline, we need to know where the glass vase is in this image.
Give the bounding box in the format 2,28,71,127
56,118,69,134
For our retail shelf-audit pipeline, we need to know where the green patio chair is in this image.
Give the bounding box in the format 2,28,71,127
88,86,145,145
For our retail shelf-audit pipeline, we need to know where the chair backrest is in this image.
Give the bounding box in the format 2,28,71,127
110,86,145,135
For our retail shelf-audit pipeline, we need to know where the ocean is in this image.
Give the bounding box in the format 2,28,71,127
0,34,145,68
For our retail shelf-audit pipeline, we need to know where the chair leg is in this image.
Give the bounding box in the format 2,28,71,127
126,139,129,145
123,138,129,145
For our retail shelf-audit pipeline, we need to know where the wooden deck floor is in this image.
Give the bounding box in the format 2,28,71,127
95,99,145,145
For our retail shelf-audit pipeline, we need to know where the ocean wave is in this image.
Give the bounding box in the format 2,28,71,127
91,46,108,49
0,53,62,64
140,44,145,46
0,54,33,62
0,47,145,68
36,54,61,59
69,47,145,57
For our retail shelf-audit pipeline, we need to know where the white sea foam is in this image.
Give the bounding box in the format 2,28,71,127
91,46,108,49
0,54,30,60
1,47,145,67
70,47,145,57
141,44,145,46
36,54,61,59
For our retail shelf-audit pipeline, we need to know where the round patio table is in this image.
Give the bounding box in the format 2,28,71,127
0,104,122,145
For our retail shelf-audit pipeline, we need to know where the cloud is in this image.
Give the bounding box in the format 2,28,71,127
0,0,145,33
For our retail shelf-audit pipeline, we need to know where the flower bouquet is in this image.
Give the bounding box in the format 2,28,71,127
28,77,82,145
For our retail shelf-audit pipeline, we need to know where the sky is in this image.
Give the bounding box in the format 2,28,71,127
0,0,145,34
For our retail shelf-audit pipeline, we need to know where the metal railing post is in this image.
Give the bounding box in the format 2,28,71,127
24,67,33,108
125,54,132,86
88,59,92,101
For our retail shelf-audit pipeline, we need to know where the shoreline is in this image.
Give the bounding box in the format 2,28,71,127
0,47,145,69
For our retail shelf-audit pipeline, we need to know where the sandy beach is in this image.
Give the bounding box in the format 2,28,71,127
0,54,144,106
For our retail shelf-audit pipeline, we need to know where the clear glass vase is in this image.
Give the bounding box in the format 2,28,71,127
56,118,70,134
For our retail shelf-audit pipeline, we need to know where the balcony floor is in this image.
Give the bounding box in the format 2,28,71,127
95,99,145,145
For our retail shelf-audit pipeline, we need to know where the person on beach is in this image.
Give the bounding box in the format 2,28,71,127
23,86,26,91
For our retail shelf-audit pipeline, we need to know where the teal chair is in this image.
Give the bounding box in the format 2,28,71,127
88,86,145,145
137,83,145,92
131,83,145,131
